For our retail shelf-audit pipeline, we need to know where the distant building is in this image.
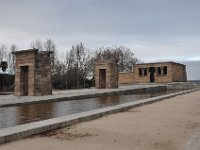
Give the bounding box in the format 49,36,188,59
119,62,187,84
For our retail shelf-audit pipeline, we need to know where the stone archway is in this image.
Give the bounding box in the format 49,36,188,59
95,60,118,89
13,49,53,96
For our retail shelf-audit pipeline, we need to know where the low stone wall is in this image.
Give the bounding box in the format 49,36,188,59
166,82,200,90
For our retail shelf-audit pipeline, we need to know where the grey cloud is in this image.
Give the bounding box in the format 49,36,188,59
0,0,200,62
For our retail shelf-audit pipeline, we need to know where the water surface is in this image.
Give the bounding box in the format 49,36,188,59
0,89,181,129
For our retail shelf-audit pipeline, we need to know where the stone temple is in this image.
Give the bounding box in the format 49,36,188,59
119,62,187,84
13,49,53,96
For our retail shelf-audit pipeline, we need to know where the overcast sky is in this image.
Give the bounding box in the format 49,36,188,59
0,0,200,62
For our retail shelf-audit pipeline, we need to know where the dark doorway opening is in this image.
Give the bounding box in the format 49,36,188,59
149,67,155,83
164,66,167,75
99,69,106,89
20,66,29,95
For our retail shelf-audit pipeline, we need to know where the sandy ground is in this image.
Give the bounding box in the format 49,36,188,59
1,90,200,150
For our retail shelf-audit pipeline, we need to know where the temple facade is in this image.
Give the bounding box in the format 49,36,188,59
119,62,187,84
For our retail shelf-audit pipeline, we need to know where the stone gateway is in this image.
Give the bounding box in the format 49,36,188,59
13,49,53,96
95,60,118,89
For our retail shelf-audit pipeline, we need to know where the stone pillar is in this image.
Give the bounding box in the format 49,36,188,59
13,49,53,96
95,60,118,89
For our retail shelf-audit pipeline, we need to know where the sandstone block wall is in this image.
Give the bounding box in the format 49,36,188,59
119,72,134,84
13,49,52,96
102,61,187,85
132,62,187,84
172,63,187,82
95,61,118,89
34,51,52,95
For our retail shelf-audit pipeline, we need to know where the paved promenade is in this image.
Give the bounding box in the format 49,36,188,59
0,84,164,107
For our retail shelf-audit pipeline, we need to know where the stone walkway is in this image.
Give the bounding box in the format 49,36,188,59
0,84,164,107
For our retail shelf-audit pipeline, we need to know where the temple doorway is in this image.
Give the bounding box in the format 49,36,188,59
20,66,29,95
99,69,106,89
149,67,155,83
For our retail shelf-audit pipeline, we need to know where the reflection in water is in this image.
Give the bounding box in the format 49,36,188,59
16,103,54,124
96,95,120,105
0,89,182,129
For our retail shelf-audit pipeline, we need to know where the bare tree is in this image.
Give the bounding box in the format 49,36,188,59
62,42,93,88
62,49,74,89
64,50,73,71
78,47,92,88
30,39,43,51
30,38,57,75
7,44,18,71
95,46,140,72
0,44,7,62
44,38,56,52
43,38,57,75
71,42,91,88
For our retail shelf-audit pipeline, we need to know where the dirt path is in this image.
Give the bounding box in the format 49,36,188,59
1,90,200,150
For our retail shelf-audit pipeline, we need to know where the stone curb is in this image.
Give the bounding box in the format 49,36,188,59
0,88,199,144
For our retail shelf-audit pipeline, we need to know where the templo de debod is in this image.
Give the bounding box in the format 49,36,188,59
13,49,187,93
119,62,187,84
